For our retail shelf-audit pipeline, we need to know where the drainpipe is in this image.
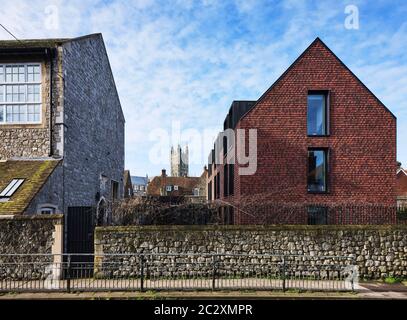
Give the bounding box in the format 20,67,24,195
48,47,54,157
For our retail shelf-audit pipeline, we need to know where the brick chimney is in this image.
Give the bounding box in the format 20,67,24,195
161,169,167,195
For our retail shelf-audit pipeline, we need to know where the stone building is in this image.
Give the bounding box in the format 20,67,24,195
207,37,396,224
0,34,125,252
171,145,188,177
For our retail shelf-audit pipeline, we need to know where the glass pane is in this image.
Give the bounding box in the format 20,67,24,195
34,66,40,82
6,86,12,101
6,106,12,122
307,94,326,135
27,65,40,82
0,66,3,82
18,66,25,82
27,104,40,122
0,106,3,122
0,85,3,102
19,105,27,122
5,66,12,82
27,85,40,101
307,150,326,192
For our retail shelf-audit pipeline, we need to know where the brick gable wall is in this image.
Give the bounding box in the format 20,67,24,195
230,40,396,224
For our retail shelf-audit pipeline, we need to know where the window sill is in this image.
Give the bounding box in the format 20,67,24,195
307,190,329,195
307,134,330,138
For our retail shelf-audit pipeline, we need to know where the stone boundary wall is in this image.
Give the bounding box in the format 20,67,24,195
0,214,63,255
0,214,64,280
95,225,407,279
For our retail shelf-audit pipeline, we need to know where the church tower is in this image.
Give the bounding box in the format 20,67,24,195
171,145,189,177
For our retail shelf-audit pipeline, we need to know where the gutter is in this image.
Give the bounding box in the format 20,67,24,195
48,48,54,157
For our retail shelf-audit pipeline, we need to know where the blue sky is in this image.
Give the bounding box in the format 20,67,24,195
0,0,406,177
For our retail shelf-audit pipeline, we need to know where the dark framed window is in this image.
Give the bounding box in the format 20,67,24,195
223,164,229,197
307,91,329,136
307,206,328,225
111,180,119,200
307,148,328,193
228,163,234,196
214,173,220,199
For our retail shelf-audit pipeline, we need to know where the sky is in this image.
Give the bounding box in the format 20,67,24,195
0,0,406,177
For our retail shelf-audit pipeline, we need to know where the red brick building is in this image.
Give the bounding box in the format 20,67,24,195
207,38,397,224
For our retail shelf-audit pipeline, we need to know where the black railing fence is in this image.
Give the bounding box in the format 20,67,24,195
234,203,403,225
110,199,406,226
0,253,357,293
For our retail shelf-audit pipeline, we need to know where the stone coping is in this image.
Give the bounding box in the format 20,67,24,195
0,214,63,221
96,224,407,233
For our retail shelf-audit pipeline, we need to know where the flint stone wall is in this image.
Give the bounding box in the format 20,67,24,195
95,225,407,280
0,215,63,280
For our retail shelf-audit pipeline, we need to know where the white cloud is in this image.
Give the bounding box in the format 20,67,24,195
0,0,406,175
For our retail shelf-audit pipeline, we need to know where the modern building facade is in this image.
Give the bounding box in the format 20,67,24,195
207,38,397,224
0,34,125,249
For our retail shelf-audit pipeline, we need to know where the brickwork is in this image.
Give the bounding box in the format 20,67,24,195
208,38,396,224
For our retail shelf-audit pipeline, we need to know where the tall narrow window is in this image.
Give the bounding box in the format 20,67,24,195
111,180,119,200
307,92,328,136
307,149,328,193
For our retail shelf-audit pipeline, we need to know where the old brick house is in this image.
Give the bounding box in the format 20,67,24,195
207,38,396,224
0,34,125,251
148,169,207,202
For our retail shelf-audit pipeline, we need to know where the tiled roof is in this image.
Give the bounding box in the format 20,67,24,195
147,176,201,196
0,160,60,215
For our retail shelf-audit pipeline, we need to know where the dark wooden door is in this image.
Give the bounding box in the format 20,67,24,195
66,206,95,278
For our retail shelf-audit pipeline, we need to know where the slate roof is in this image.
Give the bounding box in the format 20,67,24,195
131,176,148,186
0,34,101,49
0,160,60,215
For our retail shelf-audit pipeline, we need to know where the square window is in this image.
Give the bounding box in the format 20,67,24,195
307,92,328,136
1,63,41,124
166,186,172,192
307,149,328,193
174,185,178,191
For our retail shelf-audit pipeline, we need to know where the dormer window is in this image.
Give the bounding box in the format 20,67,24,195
0,64,42,124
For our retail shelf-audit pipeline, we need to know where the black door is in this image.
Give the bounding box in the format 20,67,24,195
66,207,95,278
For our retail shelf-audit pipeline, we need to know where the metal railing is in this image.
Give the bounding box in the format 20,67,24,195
0,253,357,293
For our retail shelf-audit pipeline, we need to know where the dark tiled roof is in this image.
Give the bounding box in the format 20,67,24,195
0,160,60,215
131,176,148,185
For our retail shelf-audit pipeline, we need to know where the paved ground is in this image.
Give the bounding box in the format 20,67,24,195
0,282,405,300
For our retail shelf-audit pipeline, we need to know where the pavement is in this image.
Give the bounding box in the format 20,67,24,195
0,282,405,300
